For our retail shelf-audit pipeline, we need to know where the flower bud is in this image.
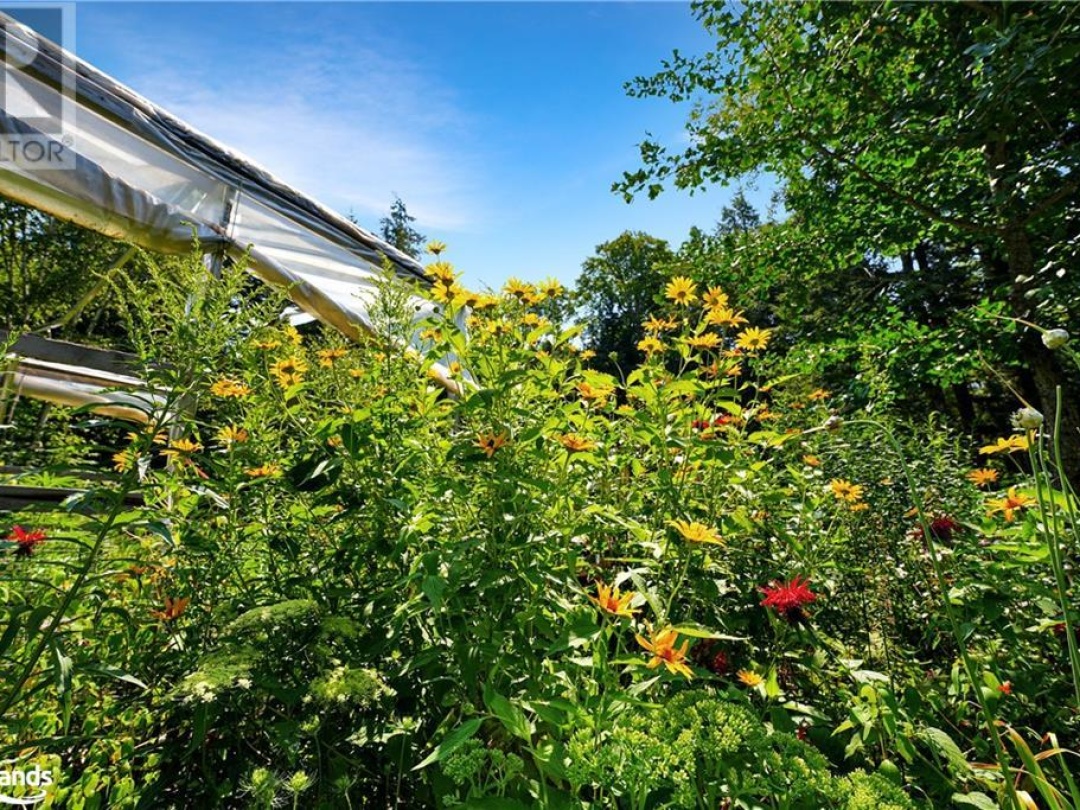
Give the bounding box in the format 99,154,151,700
1043,329,1069,350
1012,407,1044,431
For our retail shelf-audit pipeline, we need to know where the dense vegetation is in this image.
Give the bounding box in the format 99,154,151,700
1,2,1078,808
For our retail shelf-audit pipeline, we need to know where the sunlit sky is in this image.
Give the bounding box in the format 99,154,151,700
65,1,768,290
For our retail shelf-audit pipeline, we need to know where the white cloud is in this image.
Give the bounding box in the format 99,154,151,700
83,5,487,231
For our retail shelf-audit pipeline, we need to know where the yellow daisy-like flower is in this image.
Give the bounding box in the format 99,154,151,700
725,363,743,378
737,669,764,687
637,336,665,355
431,280,464,304
161,437,202,464
283,324,303,346
736,326,772,352
979,435,1029,455
503,278,535,301
425,260,457,285
577,382,613,403
808,388,830,401
539,278,565,299
702,286,729,309
635,627,693,679
209,378,251,398
425,240,448,256
471,294,500,311
829,478,864,503
683,333,722,351
803,455,821,467
348,367,365,379
986,487,1036,522
113,448,136,473
579,349,597,361
216,425,249,445
670,519,724,546
316,347,348,367
967,468,1000,488
643,315,679,334
705,307,749,329
245,463,282,478
251,339,281,351
475,432,510,458
664,276,697,306
270,357,309,389
588,580,639,618
559,434,597,453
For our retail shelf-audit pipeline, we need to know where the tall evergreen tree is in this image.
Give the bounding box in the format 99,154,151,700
378,195,426,260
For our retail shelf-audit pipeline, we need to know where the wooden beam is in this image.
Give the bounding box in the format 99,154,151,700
0,484,143,513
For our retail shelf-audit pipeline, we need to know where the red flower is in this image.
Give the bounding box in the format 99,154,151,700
759,576,817,623
7,525,47,557
914,515,961,543
998,681,1013,695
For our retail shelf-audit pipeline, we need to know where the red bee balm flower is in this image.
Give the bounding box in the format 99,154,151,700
7,525,47,557
759,576,817,623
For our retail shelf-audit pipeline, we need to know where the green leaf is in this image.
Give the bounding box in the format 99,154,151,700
951,792,1000,809
412,717,483,771
483,684,531,741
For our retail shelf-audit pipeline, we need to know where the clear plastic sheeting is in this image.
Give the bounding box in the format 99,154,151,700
0,10,439,345
0,11,455,416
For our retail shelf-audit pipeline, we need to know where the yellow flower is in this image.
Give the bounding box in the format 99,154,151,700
967,468,1000,487
216,425,249,445
737,669,764,687
251,339,281,351
475,432,509,458
270,357,308,389
316,347,348,367
808,388,830,401
702,286,729,309
986,487,1036,522
539,278,565,299
588,581,639,618
283,324,303,346
577,382,613,403
579,349,596,361
348,367,365,379
503,278,535,301
635,627,693,679
979,435,1030,455
830,478,864,503
803,455,821,467
725,363,743,378
664,276,697,306
245,463,282,478
472,294,500,311
559,434,597,453
425,260,457,285
113,449,136,473
426,240,448,256
637,336,665,355
670,519,724,546
431,280,463,304
735,326,772,352
161,437,202,466
210,378,251,398
705,307,748,329
683,332,722,352
643,315,679,333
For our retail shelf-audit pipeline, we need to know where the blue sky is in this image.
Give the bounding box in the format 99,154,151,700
69,1,770,291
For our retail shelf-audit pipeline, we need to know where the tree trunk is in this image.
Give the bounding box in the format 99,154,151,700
1005,224,1080,481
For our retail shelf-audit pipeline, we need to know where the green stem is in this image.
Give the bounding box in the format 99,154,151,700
1036,388,1080,707
851,419,1021,810
0,464,140,720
